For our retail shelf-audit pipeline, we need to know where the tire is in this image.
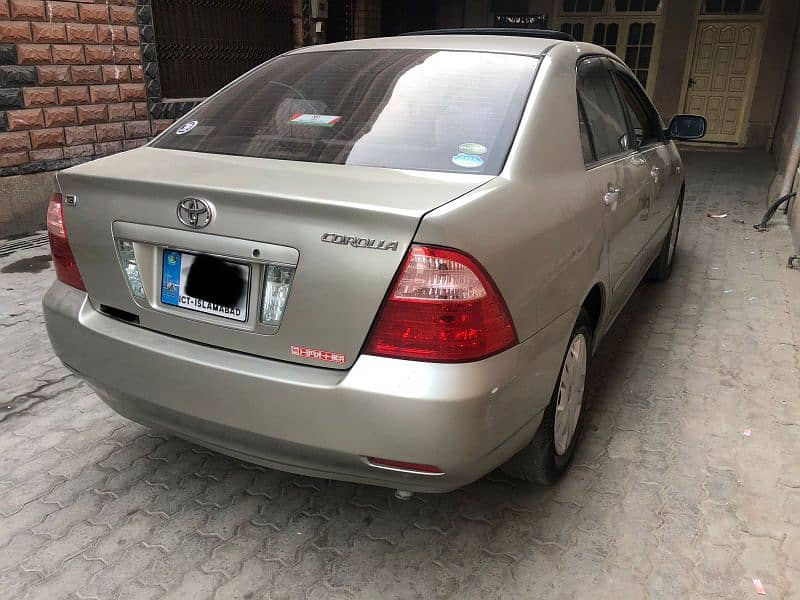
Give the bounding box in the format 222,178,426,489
647,187,684,282
501,310,593,485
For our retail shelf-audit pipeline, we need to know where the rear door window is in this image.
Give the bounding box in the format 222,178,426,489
613,69,664,148
153,49,540,175
577,57,631,162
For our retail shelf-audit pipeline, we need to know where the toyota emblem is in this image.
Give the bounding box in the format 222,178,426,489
177,197,213,229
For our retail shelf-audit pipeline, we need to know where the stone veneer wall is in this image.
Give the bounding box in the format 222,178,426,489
0,0,306,237
0,0,154,177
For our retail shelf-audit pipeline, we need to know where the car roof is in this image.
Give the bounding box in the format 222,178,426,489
289,33,587,58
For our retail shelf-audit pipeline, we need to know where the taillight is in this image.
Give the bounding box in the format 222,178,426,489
47,193,85,291
364,245,517,362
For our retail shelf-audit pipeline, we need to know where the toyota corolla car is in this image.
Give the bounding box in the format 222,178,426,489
43,29,705,493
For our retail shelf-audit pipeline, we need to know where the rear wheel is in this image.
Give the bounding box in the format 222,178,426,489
501,310,593,485
647,187,684,282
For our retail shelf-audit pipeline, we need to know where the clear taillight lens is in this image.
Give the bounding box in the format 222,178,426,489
261,265,295,326
364,245,518,362
117,240,146,299
47,192,85,291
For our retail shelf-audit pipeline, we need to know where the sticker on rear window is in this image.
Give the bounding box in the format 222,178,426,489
451,153,484,169
176,120,198,135
458,142,488,155
289,114,341,127
291,345,346,364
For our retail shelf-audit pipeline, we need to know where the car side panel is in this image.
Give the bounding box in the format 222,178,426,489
651,141,684,245
608,151,653,306
415,46,608,343
642,145,670,236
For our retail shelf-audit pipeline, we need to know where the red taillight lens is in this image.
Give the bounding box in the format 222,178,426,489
47,193,85,291
364,245,518,362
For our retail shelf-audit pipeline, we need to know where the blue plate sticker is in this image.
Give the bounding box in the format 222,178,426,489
451,153,484,169
161,250,182,306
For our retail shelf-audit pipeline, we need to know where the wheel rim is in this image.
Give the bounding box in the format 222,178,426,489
554,333,588,456
667,202,681,264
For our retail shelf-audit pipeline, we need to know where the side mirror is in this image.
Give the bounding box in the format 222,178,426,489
666,114,707,140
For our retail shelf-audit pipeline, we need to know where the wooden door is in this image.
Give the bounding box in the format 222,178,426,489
684,21,761,143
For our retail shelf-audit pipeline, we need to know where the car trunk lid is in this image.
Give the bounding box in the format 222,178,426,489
57,147,493,369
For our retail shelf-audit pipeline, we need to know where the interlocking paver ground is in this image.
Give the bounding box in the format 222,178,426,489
1,150,799,599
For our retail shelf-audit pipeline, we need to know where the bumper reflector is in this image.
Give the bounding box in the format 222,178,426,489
261,264,295,326
117,240,146,299
366,457,444,475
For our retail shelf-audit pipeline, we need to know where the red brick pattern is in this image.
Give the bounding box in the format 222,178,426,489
46,2,78,23
0,150,28,166
30,127,64,149
31,22,67,43
22,86,57,106
51,43,84,64
7,107,42,129
43,106,77,127
77,103,107,124
29,147,64,161
107,101,134,121
0,0,151,169
0,20,32,41
36,65,70,85
71,64,102,84
66,23,99,44
0,131,29,152
9,0,46,21
17,43,53,64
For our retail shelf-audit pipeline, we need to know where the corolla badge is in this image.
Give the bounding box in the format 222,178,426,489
321,233,399,251
177,197,213,229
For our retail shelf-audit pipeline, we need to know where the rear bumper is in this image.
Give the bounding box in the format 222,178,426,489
43,281,573,492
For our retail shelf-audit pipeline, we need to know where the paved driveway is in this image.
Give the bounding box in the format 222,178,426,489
1,151,799,599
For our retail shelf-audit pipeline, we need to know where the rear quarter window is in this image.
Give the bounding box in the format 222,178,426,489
153,49,540,175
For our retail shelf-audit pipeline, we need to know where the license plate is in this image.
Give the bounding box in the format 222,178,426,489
161,250,250,322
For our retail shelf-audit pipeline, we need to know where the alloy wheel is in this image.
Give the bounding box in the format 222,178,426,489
553,333,588,456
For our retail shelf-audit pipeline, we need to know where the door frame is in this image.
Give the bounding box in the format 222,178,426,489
676,0,771,146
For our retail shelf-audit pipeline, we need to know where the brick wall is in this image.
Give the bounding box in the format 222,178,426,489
0,0,149,177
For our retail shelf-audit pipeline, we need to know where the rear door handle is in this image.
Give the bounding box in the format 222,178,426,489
604,186,621,207
650,166,661,182
630,154,647,166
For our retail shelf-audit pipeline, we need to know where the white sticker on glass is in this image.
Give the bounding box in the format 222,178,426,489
175,120,198,135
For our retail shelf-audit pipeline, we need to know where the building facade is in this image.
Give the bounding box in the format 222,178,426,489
1,0,799,238
344,0,799,150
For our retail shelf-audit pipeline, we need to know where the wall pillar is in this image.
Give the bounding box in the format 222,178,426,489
353,0,380,38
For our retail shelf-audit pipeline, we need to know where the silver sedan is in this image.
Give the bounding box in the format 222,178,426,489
43,30,705,493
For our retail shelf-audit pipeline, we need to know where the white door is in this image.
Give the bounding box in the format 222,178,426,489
684,21,761,143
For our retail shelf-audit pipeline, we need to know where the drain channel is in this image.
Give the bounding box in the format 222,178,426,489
0,232,49,258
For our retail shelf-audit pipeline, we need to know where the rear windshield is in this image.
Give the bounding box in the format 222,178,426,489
152,49,539,175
